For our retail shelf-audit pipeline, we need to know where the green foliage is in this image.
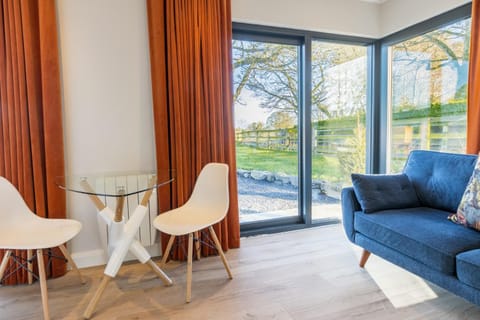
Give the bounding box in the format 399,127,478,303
455,84,468,100
266,111,296,129
337,119,366,178
392,101,466,120
246,122,265,130
315,114,365,128
236,101,466,186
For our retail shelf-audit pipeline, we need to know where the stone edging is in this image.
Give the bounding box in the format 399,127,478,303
237,169,335,195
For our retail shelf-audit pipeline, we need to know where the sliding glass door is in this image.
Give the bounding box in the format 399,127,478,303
310,41,367,222
233,38,301,225
233,25,371,232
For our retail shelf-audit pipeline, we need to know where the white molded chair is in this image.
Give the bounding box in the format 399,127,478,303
153,163,233,302
0,177,84,320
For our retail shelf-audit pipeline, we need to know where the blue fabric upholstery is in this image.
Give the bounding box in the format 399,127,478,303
356,233,480,305
403,150,477,212
341,187,360,242
355,207,480,274
457,250,480,290
351,173,420,213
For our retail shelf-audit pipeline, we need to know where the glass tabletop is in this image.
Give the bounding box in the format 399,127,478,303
56,170,175,197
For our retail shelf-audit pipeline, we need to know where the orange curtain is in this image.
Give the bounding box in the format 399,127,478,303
468,0,480,153
0,0,66,284
147,0,240,259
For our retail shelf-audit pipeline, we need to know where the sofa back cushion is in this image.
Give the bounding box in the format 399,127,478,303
403,150,478,212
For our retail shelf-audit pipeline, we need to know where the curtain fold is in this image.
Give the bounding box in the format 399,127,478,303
147,0,240,259
0,0,66,284
468,0,480,154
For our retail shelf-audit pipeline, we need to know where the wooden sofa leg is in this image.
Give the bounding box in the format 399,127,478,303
359,249,371,268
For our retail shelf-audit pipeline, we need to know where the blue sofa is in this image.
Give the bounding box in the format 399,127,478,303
341,150,480,305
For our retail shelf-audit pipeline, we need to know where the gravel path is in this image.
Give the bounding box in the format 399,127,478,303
236,174,339,215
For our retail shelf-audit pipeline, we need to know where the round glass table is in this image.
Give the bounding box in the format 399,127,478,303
57,171,174,319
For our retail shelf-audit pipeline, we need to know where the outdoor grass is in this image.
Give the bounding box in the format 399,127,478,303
236,144,343,182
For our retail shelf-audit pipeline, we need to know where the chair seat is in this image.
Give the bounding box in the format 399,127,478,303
153,205,224,236
0,218,81,250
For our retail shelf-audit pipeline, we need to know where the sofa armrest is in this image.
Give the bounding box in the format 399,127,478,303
341,187,361,242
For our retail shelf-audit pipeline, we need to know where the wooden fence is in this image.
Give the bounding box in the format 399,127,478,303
235,110,466,165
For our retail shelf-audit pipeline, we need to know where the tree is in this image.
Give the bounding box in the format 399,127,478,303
337,114,366,180
246,121,264,131
392,19,470,105
266,111,296,129
233,41,299,115
233,40,367,122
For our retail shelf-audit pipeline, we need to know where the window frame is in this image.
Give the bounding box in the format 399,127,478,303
233,23,375,236
234,3,472,236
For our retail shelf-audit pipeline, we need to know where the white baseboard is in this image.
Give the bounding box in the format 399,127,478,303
71,245,162,269
71,249,106,268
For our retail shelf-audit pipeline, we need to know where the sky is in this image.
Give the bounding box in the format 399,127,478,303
234,90,272,129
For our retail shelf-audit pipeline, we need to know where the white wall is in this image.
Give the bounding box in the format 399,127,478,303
231,0,472,38
56,0,471,268
380,0,471,37
232,0,381,38
57,0,157,267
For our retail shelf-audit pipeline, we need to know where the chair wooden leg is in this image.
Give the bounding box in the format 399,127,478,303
37,249,50,320
194,231,201,260
208,226,233,279
160,235,175,268
59,244,86,284
186,233,193,303
0,250,12,281
83,275,112,319
359,249,371,268
27,250,33,285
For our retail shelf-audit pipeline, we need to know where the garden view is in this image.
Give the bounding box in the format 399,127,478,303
233,18,470,224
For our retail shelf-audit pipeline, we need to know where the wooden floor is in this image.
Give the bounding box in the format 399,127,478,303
2,225,480,319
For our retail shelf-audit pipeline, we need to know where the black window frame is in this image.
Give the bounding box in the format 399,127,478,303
233,23,375,236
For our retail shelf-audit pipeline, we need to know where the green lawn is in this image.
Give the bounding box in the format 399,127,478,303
235,144,343,182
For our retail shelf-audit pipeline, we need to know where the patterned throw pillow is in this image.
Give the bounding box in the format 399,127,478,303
455,155,480,231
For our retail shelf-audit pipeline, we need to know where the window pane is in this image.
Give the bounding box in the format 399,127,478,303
388,19,470,172
311,41,367,222
233,39,300,224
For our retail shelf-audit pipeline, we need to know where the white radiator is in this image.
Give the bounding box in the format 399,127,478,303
94,174,159,256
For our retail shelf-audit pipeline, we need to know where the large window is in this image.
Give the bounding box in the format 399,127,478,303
233,26,371,233
233,4,472,234
387,18,471,172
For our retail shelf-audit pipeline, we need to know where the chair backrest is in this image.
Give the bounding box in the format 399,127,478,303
185,163,229,223
0,177,35,223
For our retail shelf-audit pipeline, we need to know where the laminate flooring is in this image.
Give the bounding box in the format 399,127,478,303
1,224,480,319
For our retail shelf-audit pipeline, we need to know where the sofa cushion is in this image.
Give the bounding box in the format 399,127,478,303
456,155,480,231
354,207,480,274
403,150,477,212
457,249,480,290
351,173,420,213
